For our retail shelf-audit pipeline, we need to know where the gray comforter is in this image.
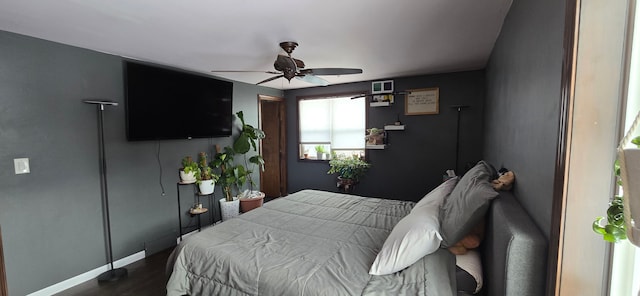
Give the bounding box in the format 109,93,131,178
166,189,456,296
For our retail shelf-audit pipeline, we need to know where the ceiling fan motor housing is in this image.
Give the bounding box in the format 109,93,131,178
279,41,298,55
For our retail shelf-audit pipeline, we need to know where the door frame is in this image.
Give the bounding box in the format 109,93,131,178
258,94,287,197
1,225,7,296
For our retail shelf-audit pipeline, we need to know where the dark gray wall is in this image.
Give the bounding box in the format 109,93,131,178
284,70,486,201
0,30,282,295
484,0,566,240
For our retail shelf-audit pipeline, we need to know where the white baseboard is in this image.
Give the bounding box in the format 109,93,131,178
175,223,218,245
26,250,146,296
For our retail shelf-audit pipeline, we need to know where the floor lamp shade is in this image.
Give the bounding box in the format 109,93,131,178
84,100,128,282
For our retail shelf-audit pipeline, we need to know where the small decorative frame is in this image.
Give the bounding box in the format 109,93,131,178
372,80,394,94
405,87,439,115
372,94,394,103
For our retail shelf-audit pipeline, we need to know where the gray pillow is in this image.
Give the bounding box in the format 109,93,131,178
440,160,498,247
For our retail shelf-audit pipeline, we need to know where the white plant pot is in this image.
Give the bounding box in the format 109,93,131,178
198,179,215,195
620,148,640,246
179,170,197,184
219,197,240,221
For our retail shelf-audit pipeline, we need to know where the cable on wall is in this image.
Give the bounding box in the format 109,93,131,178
157,140,166,196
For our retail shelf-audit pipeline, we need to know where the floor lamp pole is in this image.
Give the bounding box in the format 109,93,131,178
451,105,469,174
84,100,127,282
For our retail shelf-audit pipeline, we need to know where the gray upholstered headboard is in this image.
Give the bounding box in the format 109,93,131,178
481,191,547,296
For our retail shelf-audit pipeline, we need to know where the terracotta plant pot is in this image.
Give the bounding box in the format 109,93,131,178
240,192,265,213
337,177,358,193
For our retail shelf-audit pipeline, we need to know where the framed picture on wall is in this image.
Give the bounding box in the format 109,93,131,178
372,80,393,94
405,87,439,115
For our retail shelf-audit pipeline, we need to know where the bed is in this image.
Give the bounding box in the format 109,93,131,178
166,161,546,296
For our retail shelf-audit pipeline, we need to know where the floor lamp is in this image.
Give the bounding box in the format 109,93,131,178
450,105,469,174
84,100,128,282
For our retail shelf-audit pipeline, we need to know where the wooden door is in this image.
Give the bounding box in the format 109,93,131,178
259,95,287,198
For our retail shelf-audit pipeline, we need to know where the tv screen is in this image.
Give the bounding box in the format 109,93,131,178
124,61,233,141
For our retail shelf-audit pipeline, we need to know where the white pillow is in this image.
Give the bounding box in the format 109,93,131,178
369,177,459,275
456,249,483,294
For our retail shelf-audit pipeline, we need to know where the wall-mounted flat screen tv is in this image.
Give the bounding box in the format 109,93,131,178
124,61,233,141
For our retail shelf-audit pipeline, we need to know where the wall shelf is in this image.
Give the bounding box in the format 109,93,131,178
370,101,391,107
366,144,386,150
384,125,405,131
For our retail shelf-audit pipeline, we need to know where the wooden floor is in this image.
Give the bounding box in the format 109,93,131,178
55,247,175,296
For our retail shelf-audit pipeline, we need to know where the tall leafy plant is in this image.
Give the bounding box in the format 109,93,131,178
232,111,265,193
212,111,265,201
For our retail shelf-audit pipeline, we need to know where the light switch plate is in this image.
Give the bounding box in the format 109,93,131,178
14,158,30,174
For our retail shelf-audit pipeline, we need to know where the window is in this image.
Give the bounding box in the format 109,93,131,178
610,1,640,295
298,94,365,160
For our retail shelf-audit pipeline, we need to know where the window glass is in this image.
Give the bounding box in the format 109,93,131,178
298,95,365,160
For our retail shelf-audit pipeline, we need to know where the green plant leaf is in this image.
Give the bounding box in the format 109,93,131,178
593,217,607,235
233,133,251,154
631,136,640,147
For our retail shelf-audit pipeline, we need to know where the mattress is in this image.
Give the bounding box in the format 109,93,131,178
166,189,456,296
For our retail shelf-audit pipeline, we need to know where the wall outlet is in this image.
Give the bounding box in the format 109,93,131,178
14,158,30,174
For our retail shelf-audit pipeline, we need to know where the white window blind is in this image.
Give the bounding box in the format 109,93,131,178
299,96,365,150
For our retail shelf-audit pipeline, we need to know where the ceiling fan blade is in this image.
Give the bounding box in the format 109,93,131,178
256,75,284,85
211,70,281,75
302,68,363,76
350,91,409,100
296,74,329,86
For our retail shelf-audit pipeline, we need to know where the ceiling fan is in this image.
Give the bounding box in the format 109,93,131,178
212,41,363,86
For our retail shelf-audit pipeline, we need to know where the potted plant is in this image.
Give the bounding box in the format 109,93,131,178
212,147,242,221
179,156,199,184
196,152,218,195
315,145,326,159
212,111,267,217
365,128,385,145
327,153,371,193
233,111,266,212
593,135,640,243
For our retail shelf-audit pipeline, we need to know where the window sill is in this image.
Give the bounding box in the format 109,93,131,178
298,158,329,162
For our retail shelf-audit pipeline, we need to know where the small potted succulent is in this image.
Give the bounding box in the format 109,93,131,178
315,145,326,160
179,156,199,184
327,153,371,193
196,152,218,195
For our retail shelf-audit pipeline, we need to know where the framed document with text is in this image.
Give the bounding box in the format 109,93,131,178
405,87,439,115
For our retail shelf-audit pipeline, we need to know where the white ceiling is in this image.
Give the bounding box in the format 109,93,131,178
0,0,512,90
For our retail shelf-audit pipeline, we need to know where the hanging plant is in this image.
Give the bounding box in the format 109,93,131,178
593,136,640,243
